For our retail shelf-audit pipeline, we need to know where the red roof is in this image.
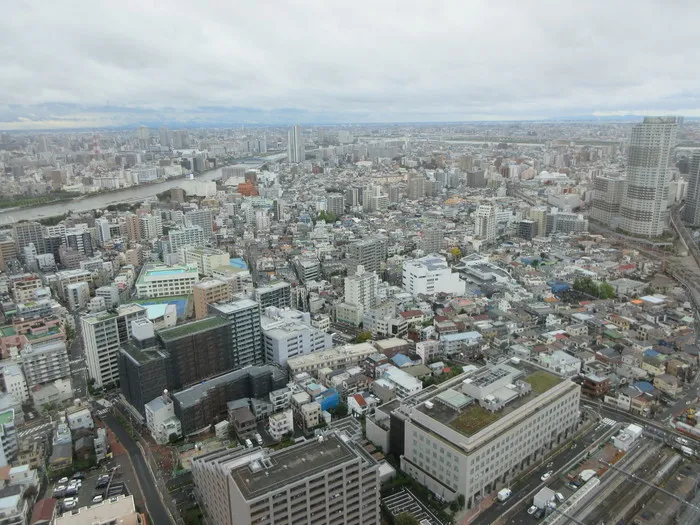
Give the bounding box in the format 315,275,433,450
30,498,57,525
400,310,424,318
618,264,636,271
352,394,367,407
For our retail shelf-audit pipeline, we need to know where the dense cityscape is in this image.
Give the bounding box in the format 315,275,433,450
0,117,699,525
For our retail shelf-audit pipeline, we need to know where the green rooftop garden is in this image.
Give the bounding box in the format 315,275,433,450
525,370,562,394
158,316,228,341
0,326,16,337
449,405,503,436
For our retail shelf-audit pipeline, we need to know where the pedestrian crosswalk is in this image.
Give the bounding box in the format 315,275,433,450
18,421,53,438
601,417,616,426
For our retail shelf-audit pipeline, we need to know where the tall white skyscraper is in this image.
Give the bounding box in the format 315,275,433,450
620,116,678,237
683,153,700,226
474,204,497,242
287,125,304,163
344,265,378,310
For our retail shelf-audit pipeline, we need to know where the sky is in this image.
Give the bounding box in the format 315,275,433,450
2,0,700,130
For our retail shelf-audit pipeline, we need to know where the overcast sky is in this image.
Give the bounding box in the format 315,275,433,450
2,0,700,129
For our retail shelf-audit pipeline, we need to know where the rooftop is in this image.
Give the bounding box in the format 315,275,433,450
0,410,13,426
157,316,228,342
416,363,564,437
230,434,358,500
137,263,198,285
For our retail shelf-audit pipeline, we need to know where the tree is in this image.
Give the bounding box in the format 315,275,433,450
450,247,462,259
394,513,420,525
458,494,465,509
598,281,616,299
332,402,348,418
354,331,372,344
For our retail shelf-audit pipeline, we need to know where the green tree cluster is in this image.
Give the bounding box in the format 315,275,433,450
573,276,616,299
317,211,337,223
353,331,372,343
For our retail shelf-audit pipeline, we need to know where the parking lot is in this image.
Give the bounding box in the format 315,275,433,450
51,464,130,515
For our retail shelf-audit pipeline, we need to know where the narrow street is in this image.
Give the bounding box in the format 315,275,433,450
102,412,173,525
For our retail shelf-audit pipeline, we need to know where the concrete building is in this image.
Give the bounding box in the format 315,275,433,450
82,304,147,387
209,299,264,369
12,222,44,258
402,254,466,297
139,213,163,240
397,362,580,507
0,364,28,403
287,125,304,163
135,263,199,299
260,307,333,367
326,194,345,217
254,281,292,310
517,220,537,241
344,265,378,311
287,342,376,376
0,409,17,467
294,257,320,284
53,495,141,525
684,152,700,226
474,205,497,242
66,281,90,311
20,340,71,388
64,227,94,257
591,174,626,227
185,209,214,237
179,246,229,277
145,391,182,445
191,432,380,525
168,225,205,253
620,116,678,237
268,408,294,440
193,280,232,319
346,237,387,274
173,365,286,435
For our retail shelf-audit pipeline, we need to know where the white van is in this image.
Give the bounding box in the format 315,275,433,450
245,439,253,448
255,433,263,446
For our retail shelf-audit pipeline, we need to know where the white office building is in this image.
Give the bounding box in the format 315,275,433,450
402,254,466,297
135,263,200,299
620,116,678,237
397,362,580,509
81,304,147,387
260,307,334,367
140,213,163,240
0,364,28,403
20,340,71,388
178,246,229,277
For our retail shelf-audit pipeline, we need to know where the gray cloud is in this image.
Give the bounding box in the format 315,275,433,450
2,0,700,128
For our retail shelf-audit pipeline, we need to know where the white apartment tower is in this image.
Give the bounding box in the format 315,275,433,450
683,152,700,226
81,304,147,387
287,125,304,163
474,205,497,242
344,265,378,310
402,254,466,297
620,116,678,237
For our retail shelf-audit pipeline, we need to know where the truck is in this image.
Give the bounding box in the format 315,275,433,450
497,488,512,502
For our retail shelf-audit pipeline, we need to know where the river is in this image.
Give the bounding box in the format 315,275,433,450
0,165,247,226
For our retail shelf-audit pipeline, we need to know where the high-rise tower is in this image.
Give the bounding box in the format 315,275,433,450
619,117,678,237
287,125,304,163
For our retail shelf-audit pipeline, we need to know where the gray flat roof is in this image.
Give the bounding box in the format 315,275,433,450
230,435,357,500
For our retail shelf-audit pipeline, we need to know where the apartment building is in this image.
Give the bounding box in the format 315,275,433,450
191,432,380,525
20,340,71,387
209,299,264,369
168,225,205,253
179,246,229,277
135,263,199,299
82,304,147,387
395,361,580,509
261,307,333,367
346,237,387,274
286,343,376,376
255,281,292,310
173,365,286,435
402,254,466,297
193,280,231,319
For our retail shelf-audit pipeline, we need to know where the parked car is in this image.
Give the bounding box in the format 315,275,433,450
63,497,77,510
58,477,69,484
540,470,553,481
92,495,104,504
534,508,545,519
52,486,66,497
528,505,538,515
72,472,85,480
555,492,565,503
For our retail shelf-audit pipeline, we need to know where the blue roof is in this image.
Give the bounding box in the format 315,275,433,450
229,258,248,270
391,353,412,367
644,349,660,358
633,381,654,393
